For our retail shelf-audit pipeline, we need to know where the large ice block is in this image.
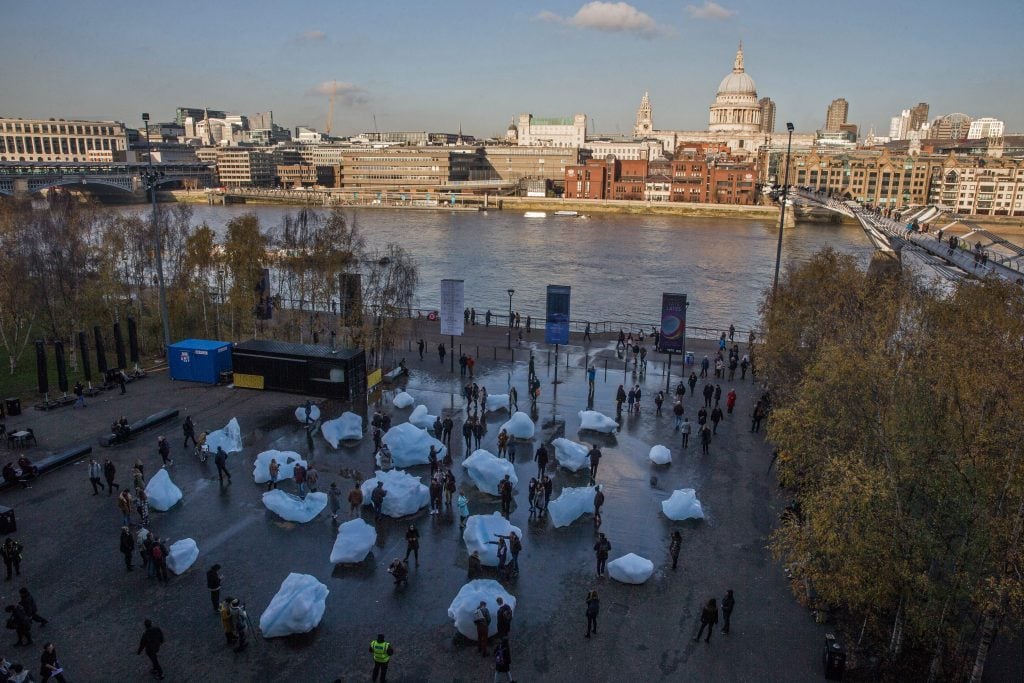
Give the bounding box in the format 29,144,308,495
320,412,363,448
548,486,599,528
607,553,654,584
447,579,517,640
578,410,618,433
462,450,518,496
294,404,321,423
145,469,182,511
500,411,535,439
252,450,307,484
392,392,415,409
206,417,243,453
259,573,329,638
408,404,437,430
649,445,672,465
551,438,589,472
360,469,429,518
661,488,704,521
166,538,199,575
463,513,522,567
329,518,377,564
380,422,446,468
262,490,328,523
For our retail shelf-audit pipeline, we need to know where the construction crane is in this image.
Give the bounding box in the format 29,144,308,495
325,80,337,136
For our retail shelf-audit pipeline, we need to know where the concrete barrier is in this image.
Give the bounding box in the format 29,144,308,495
0,443,92,491
100,408,179,447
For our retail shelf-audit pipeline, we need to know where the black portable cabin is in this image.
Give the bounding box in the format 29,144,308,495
231,340,367,401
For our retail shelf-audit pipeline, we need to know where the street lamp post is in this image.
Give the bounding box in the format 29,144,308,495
507,288,515,350
140,113,171,353
772,122,795,300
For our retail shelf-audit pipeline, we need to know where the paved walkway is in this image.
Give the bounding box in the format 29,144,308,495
0,330,828,682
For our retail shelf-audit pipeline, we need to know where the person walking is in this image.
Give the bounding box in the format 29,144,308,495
673,401,684,430
473,419,485,450
507,532,522,576
218,598,237,646
615,385,626,414
496,429,508,459
157,436,171,467
587,365,596,398
495,596,513,639
588,444,601,484
267,458,280,491
721,589,735,634
655,391,664,416
182,416,197,449
498,475,513,517
2,537,23,580
541,475,553,513
594,533,611,577
293,462,308,498
328,482,342,522
88,458,104,495
710,406,723,435
751,403,765,433
369,634,394,682
230,599,249,652
136,619,165,679
693,598,719,643
669,531,682,570
347,483,364,518
119,526,135,571
417,338,424,360
6,603,31,646
135,490,150,528
371,482,387,522
152,539,169,583
726,388,737,415
103,458,119,495
534,444,549,479
457,491,470,529
493,637,513,682
214,447,231,485
584,590,600,638
39,642,66,682
700,425,712,455
593,485,605,529
681,418,692,448
473,601,491,657
429,477,443,515
404,525,420,567
438,342,446,364
702,384,714,408
688,371,698,397
18,589,47,627
206,565,223,613
442,415,454,447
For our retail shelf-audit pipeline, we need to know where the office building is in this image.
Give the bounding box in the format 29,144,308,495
214,148,275,187
516,114,587,147
825,98,849,132
759,97,776,134
967,118,1005,139
0,116,128,162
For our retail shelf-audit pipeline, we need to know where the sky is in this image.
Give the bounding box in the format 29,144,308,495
2,0,1022,138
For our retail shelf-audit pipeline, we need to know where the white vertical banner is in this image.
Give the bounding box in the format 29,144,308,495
440,279,465,336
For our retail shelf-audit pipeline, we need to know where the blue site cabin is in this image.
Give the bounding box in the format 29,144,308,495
167,339,233,384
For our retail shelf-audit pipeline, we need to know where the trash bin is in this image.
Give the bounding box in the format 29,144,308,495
0,505,16,534
3,398,20,416
824,633,846,681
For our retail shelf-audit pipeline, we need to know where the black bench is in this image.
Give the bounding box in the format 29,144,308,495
0,443,92,491
100,408,179,447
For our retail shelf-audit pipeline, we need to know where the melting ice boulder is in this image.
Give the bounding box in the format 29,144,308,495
294,404,321,424
661,488,704,521
408,405,437,430
360,469,429,518
500,412,535,439
607,553,654,584
552,438,589,472
548,486,599,528
145,469,182,511
330,518,377,564
252,450,307,484
462,450,518,496
578,410,618,433
320,412,363,448
447,580,517,640
380,423,446,468
262,490,328,523
485,394,509,412
392,392,415,409
166,538,199,575
206,417,243,453
259,573,329,639
463,513,522,566
649,445,672,465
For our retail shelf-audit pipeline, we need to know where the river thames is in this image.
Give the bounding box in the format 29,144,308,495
180,204,875,330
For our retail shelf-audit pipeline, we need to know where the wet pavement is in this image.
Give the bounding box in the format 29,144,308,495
0,330,829,682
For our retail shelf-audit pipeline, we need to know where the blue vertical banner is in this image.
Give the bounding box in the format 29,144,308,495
659,293,688,353
545,285,571,345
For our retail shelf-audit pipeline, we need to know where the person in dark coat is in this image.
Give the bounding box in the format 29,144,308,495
119,526,135,571
5,604,31,646
585,590,600,638
1,538,22,580
39,642,66,682
669,531,682,571
593,533,611,577
136,619,165,679
182,416,197,449
18,588,46,627
693,598,719,643
721,589,735,634
493,637,513,682
206,565,223,613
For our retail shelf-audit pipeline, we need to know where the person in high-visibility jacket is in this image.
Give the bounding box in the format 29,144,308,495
369,633,394,682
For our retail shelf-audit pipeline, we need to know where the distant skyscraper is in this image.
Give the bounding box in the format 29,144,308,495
967,117,1005,139
889,110,911,140
908,102,929,131
824,98,848,132
759,97,776,133
929,113,973,140
249,111,274,130
634,92,653,138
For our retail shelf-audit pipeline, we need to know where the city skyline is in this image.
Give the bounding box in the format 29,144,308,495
1,0,1022,137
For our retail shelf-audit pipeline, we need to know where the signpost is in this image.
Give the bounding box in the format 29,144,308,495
659,293,688,393
440,279,465,374
545,285,571,384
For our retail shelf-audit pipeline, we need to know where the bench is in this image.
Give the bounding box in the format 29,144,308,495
0,443,92,491
382,367,408,384
100,408,179,447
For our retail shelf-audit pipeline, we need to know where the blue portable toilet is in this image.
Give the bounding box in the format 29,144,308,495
167,339,233,384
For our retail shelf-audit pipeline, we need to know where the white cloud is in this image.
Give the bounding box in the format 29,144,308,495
538,2,666,37
306,81,367,106
686,2,736,20
295,30,327,42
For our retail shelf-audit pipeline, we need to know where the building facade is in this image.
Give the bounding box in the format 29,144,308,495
707,44,762,134
214,148,275,187
967,118,1005,139
634,92,653,138
516,114,586,147
784,148,944,207
825,98,849,132
759,97,776,134
933,156,1024,216
0,117,128,162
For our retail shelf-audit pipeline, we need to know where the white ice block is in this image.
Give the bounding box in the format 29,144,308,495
649,445,672,465
380,422,446,468
294,404,321,423
329,518,377,564
463,513,522,567
252,450,307,484
661,488,705,521
206,417,243,453
485,394,509,412
166,538,198,575
259,573,329,638
262,490,328,523
607,553,654,584
392,391,415,409
500,411,536,439
408,404,437,430
548,486,600,528
320,412,364,447
551,438,589,472
462,449,518,496
447,579,517,640
145,469,182,511
360,469,430,518
578,410,618,433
